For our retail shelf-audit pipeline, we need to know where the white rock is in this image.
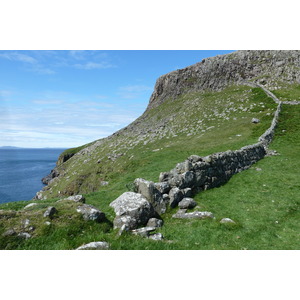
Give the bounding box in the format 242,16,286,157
76,241,109,250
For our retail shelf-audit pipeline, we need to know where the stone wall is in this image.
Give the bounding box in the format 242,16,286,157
132,85,282,215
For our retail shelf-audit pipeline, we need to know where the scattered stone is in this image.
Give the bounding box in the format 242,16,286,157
76,204,105,222
149,233,164,241
220,218,236,224
146,218,163,228
45,221,51,226
172,210,214,219
178,198,197,209
0,210,16,220
2,229,16,237
23,203,38,209
57,195,85,203
131,226,156,237
43,206,57,218
266,149,279,156
22,219,30,228
252,118,260,124
100,181,109,186
256,168,262,171
110,192,155,229
76,241,109,250
18,232,31,239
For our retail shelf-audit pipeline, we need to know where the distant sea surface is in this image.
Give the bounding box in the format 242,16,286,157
0,148,65,204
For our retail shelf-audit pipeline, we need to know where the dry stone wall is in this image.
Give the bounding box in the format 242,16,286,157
128,85,282,216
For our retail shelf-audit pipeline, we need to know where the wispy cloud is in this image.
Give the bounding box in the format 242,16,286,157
0,95,142,148
0,52,37,64
118,85,152,99
0,51,55,74
74,61,115,70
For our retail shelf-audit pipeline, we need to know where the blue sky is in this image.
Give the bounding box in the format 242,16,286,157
0,50,234,148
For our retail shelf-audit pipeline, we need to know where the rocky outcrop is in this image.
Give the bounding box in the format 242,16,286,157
148,50,300,110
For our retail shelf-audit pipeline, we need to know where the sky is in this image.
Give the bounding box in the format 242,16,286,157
0,50,234,148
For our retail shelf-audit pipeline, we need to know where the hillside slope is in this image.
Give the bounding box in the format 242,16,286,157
37,50,300,201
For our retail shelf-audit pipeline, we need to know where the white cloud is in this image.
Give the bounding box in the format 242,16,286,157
118,84,152,99
0,52,37,64
74,61,115,70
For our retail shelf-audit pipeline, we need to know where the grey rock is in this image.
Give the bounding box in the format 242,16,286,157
22,219,31,228
60,195,86,203
178,197,197,209
2,229,16,237
100,181,109,186
23,203,38,209
155,182,171,194
76,241,109,250
220,218,236,224
169,187,184,208
252,118,260,124
172,210,214,219
149,233,164,241
131,226,156,237
76,204,105,222
134,178,165,214
110,192,155,229
147,218,163,228
44,221,51,226
18,232,31,239
43,206,57,218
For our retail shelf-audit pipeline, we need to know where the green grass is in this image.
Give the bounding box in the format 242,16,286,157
2,85,298,250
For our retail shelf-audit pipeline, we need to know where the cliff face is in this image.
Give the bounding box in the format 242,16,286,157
147,50,300,110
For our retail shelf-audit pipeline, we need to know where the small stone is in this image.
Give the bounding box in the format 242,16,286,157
76,241,109,250
24,203,38,209
45,221,51,226
256,168,262,171
172,210,214,219
146,218,163,228
178,198,197,209
252,118,260,124
58,195,85,203
18,232,31,239
220,218,236,224
131,226,156,237
43,206,57,218
100,181,109,186
149,233,164,241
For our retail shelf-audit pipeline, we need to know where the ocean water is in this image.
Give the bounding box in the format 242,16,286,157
0,148,65,204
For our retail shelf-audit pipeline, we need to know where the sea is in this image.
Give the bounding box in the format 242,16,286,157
0,148,66,204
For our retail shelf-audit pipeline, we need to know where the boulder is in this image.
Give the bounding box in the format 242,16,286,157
76,241,109,250
252,118,260,124
43,206,57,218
76,204,105,222
110,192,155,229
178,198,197,209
